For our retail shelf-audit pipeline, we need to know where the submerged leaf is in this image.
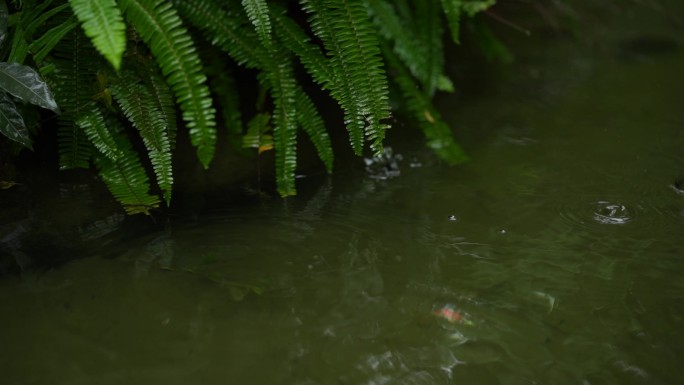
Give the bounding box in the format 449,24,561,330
0,62,59,112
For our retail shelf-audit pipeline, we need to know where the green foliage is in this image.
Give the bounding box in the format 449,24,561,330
68,0,126,70
94,126,161,215
382,43,468,165
111,74,173,205
0,62,59,112
0,0,498,214
0,90,31,149
301,0,390,156
119,0,216,169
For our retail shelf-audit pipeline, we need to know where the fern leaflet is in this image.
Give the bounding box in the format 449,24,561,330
120,0,216,169
68,0,126,69
111,76,173,205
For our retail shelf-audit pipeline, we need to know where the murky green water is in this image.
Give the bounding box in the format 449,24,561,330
2,2,684,384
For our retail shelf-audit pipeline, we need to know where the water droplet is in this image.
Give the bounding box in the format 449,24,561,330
592,201,634,224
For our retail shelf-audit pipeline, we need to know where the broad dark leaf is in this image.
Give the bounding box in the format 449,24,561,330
0,91,33,149
0,62,60,112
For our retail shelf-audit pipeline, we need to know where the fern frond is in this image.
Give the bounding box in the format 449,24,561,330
414,0,445,97
135,54,178,152
440,0,463,43
300,0,390,155
241,0,272,47
94,130,161,215
367,0,450,96
120,0,216,168
28,17,79,64
261,60,298,197
49,31,100,169
271,8,334,89
68,0,126,70
294,86,333,173
111,75,173,205
383,43,468,164
203,52,243,150
173,0,262,69
77,101,121,161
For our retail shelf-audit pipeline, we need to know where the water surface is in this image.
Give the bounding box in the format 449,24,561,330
1,2,683,384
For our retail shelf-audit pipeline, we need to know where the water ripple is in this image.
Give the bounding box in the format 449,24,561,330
591,201,635,225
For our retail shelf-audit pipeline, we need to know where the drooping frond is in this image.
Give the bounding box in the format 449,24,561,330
294,85,333,173
120,0,216,169
440,0,463,43
134,53,178,152
241,0,272,47
300,0,390,155
77,101,121,161
173,0,263,69
242,112,272,151
203,52,243,150
111,74,173,205
260,60,298,197
28,17,79,65
414,0,447,97
383,44,468,165
0,90,32,149
68,0,126,70
49,30,99,169
94,128,161,215
366,0,451,97
271,8,334,89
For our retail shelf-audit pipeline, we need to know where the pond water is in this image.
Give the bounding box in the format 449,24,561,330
2,2,684,385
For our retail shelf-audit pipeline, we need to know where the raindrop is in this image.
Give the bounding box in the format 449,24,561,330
592,201,634,225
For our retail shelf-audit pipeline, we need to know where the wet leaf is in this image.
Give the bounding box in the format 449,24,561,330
0,90,32,149
0,1,8,48
0,62,60,113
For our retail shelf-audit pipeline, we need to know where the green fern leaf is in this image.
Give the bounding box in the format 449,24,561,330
120,0,216,169
49,31,100,169
262,60,298,197
68,0,127,70
242,112,272,150
440,0,463,43
462,0,496,16
77,101,122,161
294,86,333,173
241,0,272,47
29,17,79,64
415,0,445,97
173,0,263,69
94,130,161,215
0,90,32,149
137,56,178,152
204,53,243,151
300,0,391,155
383,44,468,164
111,76,173,205
271,9,335,89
